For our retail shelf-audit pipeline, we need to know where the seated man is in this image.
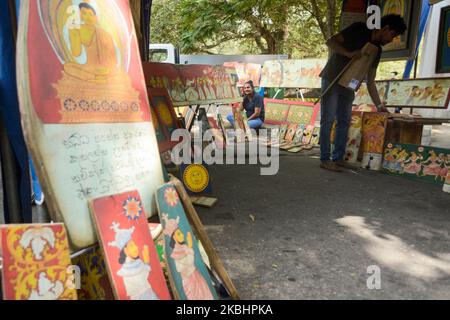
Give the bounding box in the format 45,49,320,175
227,80,265,129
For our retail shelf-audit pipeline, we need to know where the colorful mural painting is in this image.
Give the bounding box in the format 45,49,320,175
143,62,241,106
354,78,450,109
90,191,171,300
344,112,364,163
383,143,450,185
361,112,388,170
223,62,262,87
265,99,319,126
260,59,326,88
156,184,218,300
71,245,114,300
1,224,77,300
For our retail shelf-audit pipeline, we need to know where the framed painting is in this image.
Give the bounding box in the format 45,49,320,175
16,0,164,248
361,113,388,170
436,5,450,74
383,143,450,185
260,59,326,88
71,245,114,300
156,183,218,300
169,175,239,299
354,78,450,109
1,223,77,300
89,190,171,300
148,88,181,153
285,124,298,142
375,0,422,61
264,101,290,125
223,62,262,87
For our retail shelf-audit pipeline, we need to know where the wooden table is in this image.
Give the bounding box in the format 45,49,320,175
385,115,450,145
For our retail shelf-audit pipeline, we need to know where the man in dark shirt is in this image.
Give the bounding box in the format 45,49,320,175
227,80,265,129
319,14,406,172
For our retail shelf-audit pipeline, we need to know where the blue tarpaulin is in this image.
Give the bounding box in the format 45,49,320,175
403,0,431,79
0,0,32,222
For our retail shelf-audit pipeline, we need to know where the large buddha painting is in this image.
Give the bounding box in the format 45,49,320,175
17,0,164,249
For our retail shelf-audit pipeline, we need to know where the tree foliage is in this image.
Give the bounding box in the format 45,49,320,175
151,0,342,57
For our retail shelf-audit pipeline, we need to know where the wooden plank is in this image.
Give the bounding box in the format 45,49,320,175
169,175,240,300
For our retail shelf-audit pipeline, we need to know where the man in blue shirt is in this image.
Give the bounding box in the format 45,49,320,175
227,80,265,129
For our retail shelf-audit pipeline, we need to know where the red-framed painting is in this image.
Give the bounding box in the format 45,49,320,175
89,190,171,300
265,99,320,126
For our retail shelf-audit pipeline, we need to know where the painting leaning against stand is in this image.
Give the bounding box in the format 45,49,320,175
156,183,218,300
16,0,164,249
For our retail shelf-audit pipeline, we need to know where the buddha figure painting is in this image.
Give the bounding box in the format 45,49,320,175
26,0,150,123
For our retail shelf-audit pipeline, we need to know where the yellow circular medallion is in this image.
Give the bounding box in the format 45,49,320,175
183,164,209,193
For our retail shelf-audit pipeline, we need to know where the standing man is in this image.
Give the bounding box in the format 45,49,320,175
227,80,265,129
319,14,406,172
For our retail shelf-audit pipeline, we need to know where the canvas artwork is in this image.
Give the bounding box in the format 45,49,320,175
156,184,218,300
353,82,386,105
17,1,165,248
383,143,450,185
278,124,288,143
183,105,199,131
216,114,229,147
301,125,315,145
380,0,412,51
90,191,171,300
286,105,316,126
437,5,450,74
311,126,321,146
361,113,388,170
260,59,326,88
293,125,306,144
284,124,298,142
222,62,262,87
266,99,320,126
265,102,290,124
143,62,241,106
368,0,421,60
443,172,450,193
344,112,363,163
207,117,225,149
71,245,114,300
148,88,181,153
180,163,212,195
1,224,77,300
232,108,247,143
